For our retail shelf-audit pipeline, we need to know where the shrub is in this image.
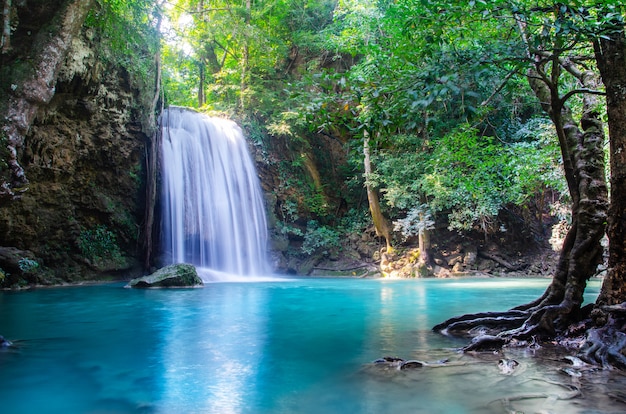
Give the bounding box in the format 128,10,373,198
18,258,39,273
302,220,341,256
78,225,123,266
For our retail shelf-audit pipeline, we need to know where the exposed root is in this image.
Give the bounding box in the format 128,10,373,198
608,392,626,405
371,355,451,370
464,334,507,352
434,299,585,355
487,380,581,413
433,310,529,337
579,325,626,369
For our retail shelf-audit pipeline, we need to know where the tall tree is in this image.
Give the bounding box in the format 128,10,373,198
363,130,393,252
583,7,626,367
422,1,625,366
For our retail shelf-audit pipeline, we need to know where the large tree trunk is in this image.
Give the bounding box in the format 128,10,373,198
0,0,94,201
594,26,626,309
580,21,626,369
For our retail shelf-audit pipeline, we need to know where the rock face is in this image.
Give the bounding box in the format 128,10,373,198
127,264,203,288
0,11,157,287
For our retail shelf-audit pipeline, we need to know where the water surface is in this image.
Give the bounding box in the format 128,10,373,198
1,277,622,413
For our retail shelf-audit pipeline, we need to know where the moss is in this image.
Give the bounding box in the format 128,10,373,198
127,264,203,288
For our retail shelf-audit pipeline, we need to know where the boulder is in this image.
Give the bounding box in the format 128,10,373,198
127,264,203,288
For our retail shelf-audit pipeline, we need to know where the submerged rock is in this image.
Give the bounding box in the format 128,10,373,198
0,335,13,348
127,264,203,288
372,356,448,370
497,358,519,375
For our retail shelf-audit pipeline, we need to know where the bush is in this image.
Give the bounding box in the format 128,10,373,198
78,225,123,266
302,220,341,256
18,258,39,273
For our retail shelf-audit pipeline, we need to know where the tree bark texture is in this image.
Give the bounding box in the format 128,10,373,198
594,28,626,308
1,0,94,200
1,0,10,53
575,20,626,369
363,130,392,253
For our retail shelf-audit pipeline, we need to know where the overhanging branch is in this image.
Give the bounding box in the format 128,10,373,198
560,88,606,106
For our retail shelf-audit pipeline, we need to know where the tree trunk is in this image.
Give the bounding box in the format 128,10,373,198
578,20,626,369
0,0,94,200
363,130,392,252
516,63,608,327
198,62,205,107
239,0,251,111
1,0,10,53
594,26,626,309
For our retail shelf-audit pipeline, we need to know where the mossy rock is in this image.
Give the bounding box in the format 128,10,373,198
127,264,203,288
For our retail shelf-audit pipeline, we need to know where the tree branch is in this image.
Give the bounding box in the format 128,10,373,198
481,67,520,107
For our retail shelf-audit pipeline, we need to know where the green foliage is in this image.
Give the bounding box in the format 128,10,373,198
158,0,617,243
373,120,565,234
393,205,435,241
339,207,370,234
422,124,564,232
302,220,341,256
18,258,39,274
78,225,124,266
86,0,160,87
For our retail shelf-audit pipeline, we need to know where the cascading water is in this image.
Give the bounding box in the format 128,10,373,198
159,107,270,279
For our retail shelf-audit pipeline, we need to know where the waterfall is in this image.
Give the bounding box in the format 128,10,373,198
159,107,270,279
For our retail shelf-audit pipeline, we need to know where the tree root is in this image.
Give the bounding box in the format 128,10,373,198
434,299,581,353
579,325,626,369
487,380,581,413
433,310,529,336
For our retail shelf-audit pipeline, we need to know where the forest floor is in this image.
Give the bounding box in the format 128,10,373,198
308,219,575,280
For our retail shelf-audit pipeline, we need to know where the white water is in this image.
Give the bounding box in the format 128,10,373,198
159,107,270,278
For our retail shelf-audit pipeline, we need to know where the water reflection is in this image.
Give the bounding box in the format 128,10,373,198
157,286,267,413
378,286,395,351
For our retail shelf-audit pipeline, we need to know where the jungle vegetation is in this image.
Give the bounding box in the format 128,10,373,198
1,0,625,367
137,0,626,369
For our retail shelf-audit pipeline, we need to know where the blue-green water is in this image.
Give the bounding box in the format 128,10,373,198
1,277,620,414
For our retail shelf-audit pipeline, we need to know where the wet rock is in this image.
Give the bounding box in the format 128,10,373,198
399,360,424,370
560,367,582,377
561,355,587,368
463,248,478,267
373,356,439,370
0,335,13,348
127,264,203,288
447,253,464,267
497,358,519,375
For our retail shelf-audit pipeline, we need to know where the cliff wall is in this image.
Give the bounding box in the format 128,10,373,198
0,4,156,287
